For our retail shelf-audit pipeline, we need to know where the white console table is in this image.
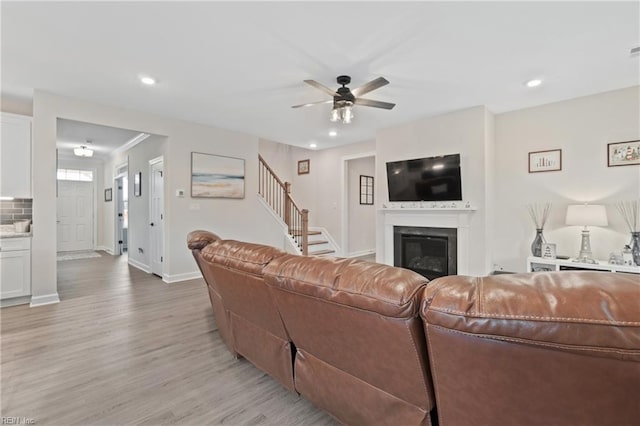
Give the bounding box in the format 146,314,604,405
527,256,640,275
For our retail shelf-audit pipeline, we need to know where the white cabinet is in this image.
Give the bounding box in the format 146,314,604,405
527,256,640,274
0,113,32,198
0,238,31,299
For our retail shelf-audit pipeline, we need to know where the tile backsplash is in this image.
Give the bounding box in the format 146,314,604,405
0,198,33,225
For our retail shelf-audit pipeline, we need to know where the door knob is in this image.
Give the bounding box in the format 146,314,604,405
150,222,154,226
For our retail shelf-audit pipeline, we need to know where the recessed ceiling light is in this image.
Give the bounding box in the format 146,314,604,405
329,131,337,137
525,79,542,88
309,143,317,148
140,76,156,85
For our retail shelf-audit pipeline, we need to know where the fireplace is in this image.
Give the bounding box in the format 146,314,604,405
394,226,457,280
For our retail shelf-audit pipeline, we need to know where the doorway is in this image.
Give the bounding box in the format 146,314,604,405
114,163,128,256
341,153,376,258
149,157,164,277
56,169,95,252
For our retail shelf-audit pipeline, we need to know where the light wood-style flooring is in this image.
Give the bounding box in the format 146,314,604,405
1,253,336,425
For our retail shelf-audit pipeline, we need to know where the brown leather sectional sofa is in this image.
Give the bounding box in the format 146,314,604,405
188,230,640,426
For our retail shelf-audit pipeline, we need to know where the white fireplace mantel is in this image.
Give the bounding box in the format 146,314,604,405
380,207,477,275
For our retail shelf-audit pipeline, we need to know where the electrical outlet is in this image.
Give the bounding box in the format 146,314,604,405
176,189,185,197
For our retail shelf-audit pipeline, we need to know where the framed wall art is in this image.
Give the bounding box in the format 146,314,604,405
360,175,374,205
541,243,557,259
607,140,640,167
104,188,112,202
298,159,310,175
528,149,562,173
191,152,245,198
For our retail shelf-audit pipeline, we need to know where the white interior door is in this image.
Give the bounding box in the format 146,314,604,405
115,176,128,255
57,180,94,252
149,159,164,276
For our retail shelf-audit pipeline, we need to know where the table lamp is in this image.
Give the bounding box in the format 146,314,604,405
565,204,608,264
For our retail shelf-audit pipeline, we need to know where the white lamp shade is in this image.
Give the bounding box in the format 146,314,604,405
565,204,608,226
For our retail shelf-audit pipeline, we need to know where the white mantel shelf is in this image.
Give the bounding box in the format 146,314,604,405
379,207,477,212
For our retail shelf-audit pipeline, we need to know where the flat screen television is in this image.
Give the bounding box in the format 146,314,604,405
386,154,462,201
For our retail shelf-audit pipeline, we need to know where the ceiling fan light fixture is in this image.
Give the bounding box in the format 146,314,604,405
343,105,353,124
74,145,94,157
330,100,354,124
330,107,340,122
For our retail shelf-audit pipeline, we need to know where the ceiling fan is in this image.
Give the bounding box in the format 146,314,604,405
292,75,395,124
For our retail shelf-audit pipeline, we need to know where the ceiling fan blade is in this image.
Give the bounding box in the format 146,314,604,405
354,98,396,110
291,99,333,109
352,77,389,97
304,80,338,97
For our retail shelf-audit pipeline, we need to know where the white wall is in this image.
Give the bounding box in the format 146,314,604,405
288,140,376,251
375,106,493,275
347,156,376,255
258,138,293,184
493,86,640,272
32,91,284,300
1,95,33,116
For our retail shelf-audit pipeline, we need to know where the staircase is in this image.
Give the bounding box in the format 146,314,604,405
258,155,336,257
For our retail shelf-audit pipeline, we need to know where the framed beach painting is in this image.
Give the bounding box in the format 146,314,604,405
191,152,245,198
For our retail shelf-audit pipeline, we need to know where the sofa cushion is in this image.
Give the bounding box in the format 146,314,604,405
201,239,286,276
186,229,221,250
264,255,428,318
422,271,640,360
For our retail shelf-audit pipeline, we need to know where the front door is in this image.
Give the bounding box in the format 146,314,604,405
57,180,94,252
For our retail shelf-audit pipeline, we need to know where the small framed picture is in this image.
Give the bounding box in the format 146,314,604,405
359,175,374,205
134,172,142,197
541,243,557,259
607,140,640,167
104,188,112,202
529,149,562,173
298,159,310,175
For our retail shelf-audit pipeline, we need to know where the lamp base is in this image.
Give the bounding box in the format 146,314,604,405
574,229,597,264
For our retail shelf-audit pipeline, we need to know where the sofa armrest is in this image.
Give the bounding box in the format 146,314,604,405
187,230,221,250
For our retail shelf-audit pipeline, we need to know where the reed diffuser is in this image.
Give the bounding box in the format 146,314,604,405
527,202,552,257
615,200,640,266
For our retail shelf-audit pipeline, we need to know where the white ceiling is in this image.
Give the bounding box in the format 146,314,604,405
2,2,638,149
56,118,146,161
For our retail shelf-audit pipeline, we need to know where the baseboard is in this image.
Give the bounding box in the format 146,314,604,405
490,270,516,275
96,245,114,255
346,249,376,258
30,293,60,307
128,258,151,273
162,271,203,284
1,295,31,308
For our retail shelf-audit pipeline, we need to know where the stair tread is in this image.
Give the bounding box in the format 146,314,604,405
307,240,329,246
309,249,335,256
291,230,322,236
